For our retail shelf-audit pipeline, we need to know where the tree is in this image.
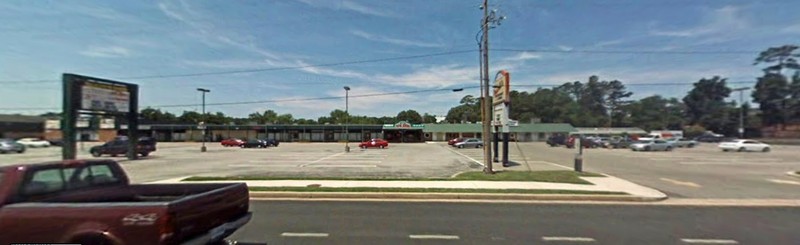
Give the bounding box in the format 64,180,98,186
140,108,176,123
39,112,62,118
276,114,294,124
604,80,633,126
422,113,437,123
628,96,677,131
396,110,423,123
446,95,481,123
683,76,732,133
177,111,203,124
791,72,800,122
752,73,790,126
754,45,800,75
248,110,278,124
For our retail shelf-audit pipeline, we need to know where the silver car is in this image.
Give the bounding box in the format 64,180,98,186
665,138,698,148
630,140,673,151
0,139,26,154
454,138,484,148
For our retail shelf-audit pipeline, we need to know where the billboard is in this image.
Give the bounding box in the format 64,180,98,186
80,80,130,112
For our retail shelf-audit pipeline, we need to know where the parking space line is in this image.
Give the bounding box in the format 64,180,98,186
281,232,329,237
409,234,460,240
542,236,596,242
767,179,800,185
306,164,378,168
681,238,738,244
660,178,701,188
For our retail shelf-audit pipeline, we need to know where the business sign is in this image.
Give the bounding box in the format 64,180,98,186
492,70,510,106
80,79,130,112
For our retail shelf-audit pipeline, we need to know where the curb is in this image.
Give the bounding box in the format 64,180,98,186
247,191,668,202
788,171,800,178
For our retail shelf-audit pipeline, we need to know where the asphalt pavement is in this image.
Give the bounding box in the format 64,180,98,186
229,200,800,245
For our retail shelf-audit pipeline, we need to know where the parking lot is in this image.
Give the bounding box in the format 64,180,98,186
2,141,798,198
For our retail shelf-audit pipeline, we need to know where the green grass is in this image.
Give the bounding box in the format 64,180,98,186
184,170,603,185
248,187,625,195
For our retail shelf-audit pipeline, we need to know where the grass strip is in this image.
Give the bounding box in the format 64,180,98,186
185,171,603,185
248,186,625,195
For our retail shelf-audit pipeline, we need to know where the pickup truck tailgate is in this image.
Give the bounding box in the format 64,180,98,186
160,183,250,242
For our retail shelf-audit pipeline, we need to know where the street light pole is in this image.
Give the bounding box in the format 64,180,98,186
344,86,351,152
732,87,750,138
197,88,210,152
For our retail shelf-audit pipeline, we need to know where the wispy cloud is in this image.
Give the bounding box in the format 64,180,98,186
502,51,542,62
295,0,397,18
649,5,749,37
557,45,573,51
350,30,444,48
375,65,477,89
782,23,800,34
80,46,130,58
70,5,126,20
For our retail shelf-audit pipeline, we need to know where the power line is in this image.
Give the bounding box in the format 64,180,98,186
0,50,476,84
493,48,757,55
0,86,481,111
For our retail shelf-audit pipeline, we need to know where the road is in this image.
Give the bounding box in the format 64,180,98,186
230,200,800,245
457,142,800,199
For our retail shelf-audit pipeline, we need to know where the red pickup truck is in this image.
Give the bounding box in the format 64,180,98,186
0,159,252,245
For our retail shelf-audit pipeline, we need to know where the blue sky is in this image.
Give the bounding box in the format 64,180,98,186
1,0,799,119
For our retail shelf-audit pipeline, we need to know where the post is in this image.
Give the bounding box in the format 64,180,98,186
732,87,750,138
481,0,493,174
502,132,509,167
197,88,210,152
493,128,499,162
127,85,139,160
575,135,583,172
62,74,77,160
344,86,351,152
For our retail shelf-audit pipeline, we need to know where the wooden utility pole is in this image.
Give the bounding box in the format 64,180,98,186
481,0,493,174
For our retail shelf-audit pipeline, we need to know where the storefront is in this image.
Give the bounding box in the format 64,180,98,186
381,121,424,143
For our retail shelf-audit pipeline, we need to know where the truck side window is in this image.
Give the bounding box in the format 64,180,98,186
87,164,119,185
24,168,64,195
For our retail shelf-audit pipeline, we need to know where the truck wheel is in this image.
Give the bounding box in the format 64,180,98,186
140,152,150,157
73,235,113,245
111,154,118,157
91,151,101,157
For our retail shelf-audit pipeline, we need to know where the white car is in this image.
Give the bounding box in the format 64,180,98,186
718,139,770,152
16,138,50,148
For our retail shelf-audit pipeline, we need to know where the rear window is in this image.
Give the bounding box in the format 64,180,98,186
21,163,123,196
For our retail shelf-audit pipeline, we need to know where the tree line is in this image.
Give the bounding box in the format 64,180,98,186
134,108,438,126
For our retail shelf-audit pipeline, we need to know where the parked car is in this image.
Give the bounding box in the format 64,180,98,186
694,135,725,143
454,138,483,148
546,135,567,147
241,139,269,148
90,137,157,157
605,138,632,149
666,138,698,148
16,138,50,148
47,138,63,146
0,159,252,245
719,139,771,152
263,138,280,147
566,137,599,149
630,140,673,151
221,138,245,147
448,137,465,146
0,138,26,154
359,138,389,149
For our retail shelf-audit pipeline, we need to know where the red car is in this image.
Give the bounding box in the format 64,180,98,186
221,138,244,147
448,137,465,145
359,138,389,149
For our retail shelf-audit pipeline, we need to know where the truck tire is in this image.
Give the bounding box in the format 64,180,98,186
72,235,113,245
140,152,150,157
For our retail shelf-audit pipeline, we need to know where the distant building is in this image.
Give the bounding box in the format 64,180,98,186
0,114,46,139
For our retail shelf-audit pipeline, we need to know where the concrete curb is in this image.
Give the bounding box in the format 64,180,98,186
248,191,668,202
788,171,800,178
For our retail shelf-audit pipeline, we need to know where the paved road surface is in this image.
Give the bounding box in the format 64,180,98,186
229,200,800,245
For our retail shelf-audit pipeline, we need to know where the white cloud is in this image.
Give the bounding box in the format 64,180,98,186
79,46,130,58
650,5,749,37
503,51,542,62
70,5,125,20
296,0,396,18
782,23,800,34
350,30,444,48
557,45,573,51
375,65,477,89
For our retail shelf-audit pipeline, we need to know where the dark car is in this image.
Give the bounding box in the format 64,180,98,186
264,138,280,147
90,137,157,157
241,139,269,148
546,135,567,147
566,136,599,149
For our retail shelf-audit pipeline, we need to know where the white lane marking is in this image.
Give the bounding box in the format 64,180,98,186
529,160,573,170
297,152,347,167
443,146,485,167
409,234,460,240
542,236,596,242
660,178,701,188
767,179,800,185
306,164,378,168
229,164,299,168
281,232,329,237
681,238,738,244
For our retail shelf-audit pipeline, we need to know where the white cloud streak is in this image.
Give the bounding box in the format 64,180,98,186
296,0,396,18
80,46,130,58
649,5,749,37
350,30,444,48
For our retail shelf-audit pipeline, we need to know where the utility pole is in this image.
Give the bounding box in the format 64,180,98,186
197,88,210,152
480,0,492,174
344,86,351,152
732,87,750,138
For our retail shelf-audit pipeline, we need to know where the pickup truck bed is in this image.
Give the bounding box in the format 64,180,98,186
0,160,252,245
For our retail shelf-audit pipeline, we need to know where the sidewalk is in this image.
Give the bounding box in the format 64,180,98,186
151,175,667,202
